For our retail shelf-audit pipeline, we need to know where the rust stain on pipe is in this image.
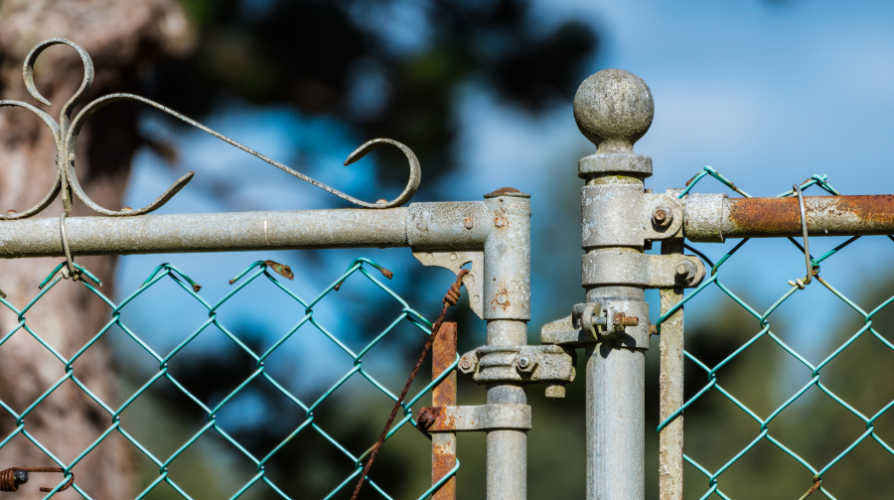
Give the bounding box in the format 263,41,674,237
432,322,457,500
723,195,894,238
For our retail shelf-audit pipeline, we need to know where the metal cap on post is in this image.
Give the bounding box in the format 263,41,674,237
575,69,654,179
575,69,654,500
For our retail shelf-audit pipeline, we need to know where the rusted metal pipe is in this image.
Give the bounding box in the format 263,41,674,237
685,195,894,241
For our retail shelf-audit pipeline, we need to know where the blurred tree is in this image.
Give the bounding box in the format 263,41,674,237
0,1,193,498
147,0,599,192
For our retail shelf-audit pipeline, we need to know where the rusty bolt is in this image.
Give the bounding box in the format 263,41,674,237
652,207,672,227
5,210,15,215
675,260,697,283
416,410,436,430
613,312,639,328
464,217,474,230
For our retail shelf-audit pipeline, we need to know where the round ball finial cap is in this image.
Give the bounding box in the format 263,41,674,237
574,69,654,153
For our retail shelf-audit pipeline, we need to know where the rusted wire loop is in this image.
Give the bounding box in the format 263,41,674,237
0,38,422,221
0,467,74,493
786,183,813,290
798,477,822,499
350,269,469,500
59,214,80,281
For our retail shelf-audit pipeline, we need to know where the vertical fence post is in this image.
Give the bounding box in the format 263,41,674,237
432,322,457,500
659,241,685,500
574,69,656,500
482,190,532,500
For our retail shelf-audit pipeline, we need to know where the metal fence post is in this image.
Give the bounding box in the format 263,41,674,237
574,69,656,500
482,190,532,500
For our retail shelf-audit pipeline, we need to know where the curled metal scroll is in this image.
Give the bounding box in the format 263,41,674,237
0,38,421,219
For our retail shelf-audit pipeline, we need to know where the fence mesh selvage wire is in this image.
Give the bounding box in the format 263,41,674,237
656,168,894,499
0,257,458,499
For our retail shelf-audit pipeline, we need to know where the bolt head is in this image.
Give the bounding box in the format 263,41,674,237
517,356,531,369
417,411,435,429
652,207,672,227
464,217,474,230
573,69,654,153
459,356,474,372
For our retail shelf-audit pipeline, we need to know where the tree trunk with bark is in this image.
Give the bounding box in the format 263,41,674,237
0,1,192,498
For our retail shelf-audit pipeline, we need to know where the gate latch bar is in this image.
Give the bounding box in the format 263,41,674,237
416,404,532,432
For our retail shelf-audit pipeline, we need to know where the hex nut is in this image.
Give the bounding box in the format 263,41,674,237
517,356,531,369
652,207,672,227
459,355,476,374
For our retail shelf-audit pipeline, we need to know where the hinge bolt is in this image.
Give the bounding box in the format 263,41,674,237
652,207,672,227
517,356,531,369
613,312,639,327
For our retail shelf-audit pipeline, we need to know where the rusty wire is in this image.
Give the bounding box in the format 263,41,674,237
798,478,822,500
349,269,469,500
0,467,73,493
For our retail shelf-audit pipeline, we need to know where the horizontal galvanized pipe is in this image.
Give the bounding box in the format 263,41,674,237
0,207,490,258
685,194,894,241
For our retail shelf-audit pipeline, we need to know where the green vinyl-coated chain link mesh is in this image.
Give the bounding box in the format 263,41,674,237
0,258,458,499
656,167,894,500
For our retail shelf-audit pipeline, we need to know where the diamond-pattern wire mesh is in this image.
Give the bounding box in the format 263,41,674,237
0,258,458,499
655,168,894,500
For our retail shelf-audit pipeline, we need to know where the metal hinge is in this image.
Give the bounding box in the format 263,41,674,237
456,344,575,398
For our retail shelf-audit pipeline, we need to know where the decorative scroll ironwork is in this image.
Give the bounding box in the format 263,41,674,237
0,38,421,220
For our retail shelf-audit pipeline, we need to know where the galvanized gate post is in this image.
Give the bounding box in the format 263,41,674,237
541,69,706,500
576,69,654,500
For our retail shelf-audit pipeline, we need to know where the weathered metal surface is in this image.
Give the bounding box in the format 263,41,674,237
575,69,655,500
483,194,532,321
485,322,528,499
407,202,491,250
457,345,575,386
418,405,532,432
432,323,457,500
0,209,410,258
586,339,646,500
581,250,705,288
683,193,727,242
581,187,682,248
413,251,484,319
685,194,894,241
659,241,685,500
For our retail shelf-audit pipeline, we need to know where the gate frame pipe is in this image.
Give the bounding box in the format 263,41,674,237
0,197,532,499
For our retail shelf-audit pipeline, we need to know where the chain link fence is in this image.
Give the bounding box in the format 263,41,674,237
656,168,894,499
0,258,455,499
